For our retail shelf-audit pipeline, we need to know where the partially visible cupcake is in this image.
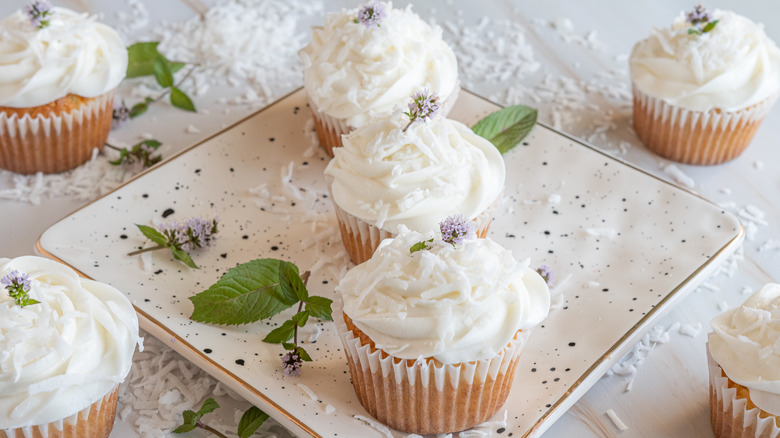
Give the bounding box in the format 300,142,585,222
629,5,780,165
0,256,141,438
324,91,504,264
0,3,128,174
299,2,459,156
334,224,550,434
707,283,780,438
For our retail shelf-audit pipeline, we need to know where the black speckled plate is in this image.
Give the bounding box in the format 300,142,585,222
38,89,742,438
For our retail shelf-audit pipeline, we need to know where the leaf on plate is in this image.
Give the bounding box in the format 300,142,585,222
280,262,307,302
304,296,333,321
136,224,167,246
172,247,199,269
170,86,197,112
296,346,312,362
291,310,309,327
471,104,537,154
263,319,296,344
126,42,185,78
237,406,269,438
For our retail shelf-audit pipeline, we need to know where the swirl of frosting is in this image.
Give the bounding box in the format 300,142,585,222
337,227,550,364
709,283,780,416
0,7,128,108
299,2,458,128
324,115,505,234
0,256,140,429
629,10,780,112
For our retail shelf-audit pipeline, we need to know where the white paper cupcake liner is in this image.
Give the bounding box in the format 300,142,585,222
707,344,780,438
1,384,119,438
334,296,526,434
632,85,777,165
0,91,114,174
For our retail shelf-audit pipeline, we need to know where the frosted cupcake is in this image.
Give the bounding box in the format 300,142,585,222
0,256,140,438
334,223,549,434
0,3,128,174
324,91,504,264
707,283,780,438
629,5,780,165
299,2,459,156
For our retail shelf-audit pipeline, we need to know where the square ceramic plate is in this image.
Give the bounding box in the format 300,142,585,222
38,89,742,437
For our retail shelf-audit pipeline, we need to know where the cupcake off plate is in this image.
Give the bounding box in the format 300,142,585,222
38,89,742,437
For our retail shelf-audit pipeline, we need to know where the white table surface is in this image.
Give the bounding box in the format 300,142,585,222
1,1,779,437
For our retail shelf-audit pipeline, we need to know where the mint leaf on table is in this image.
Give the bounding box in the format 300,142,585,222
171,86,197,112
237,407,269,438
304,296,333,321
280,262,308,301
263,319,296,344
136,224,167,246
471,104,537,154
127,42,185,78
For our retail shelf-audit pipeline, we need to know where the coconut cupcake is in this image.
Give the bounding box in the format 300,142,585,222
334,223,550,434
707,283,780,438
629,5,780,165
0,3,128,174
0,256,140,438
299,2,459,156
324,91,504,264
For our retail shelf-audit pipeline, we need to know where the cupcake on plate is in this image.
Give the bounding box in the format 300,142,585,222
334,222,550,434
629,5,780,165
707,283,780,438
0,2,128,174
324,90,504,264
299,2,459,156
0,256,140,438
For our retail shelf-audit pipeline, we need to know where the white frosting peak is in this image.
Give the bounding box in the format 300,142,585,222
0,7,127,107
0,256,140,429
709,283,780,416
337,228,550,364
299,2,458,128
324,114,505,234
630,10,780,111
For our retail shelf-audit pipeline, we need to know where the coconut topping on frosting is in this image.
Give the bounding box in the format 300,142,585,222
337,227,550,364
324,114,505,234
709,283,780,416
0,7,128,108
629,9,780,112
0,256,140,429
298,2,458,128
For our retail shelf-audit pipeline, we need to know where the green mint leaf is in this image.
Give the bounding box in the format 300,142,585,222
282,342,296,350
108,148,129,166
703,20,718,33
126,42,185,78
172,423,197,434
139,139,162,150
197,398,220,417
172,247,199,269
129,102,148,119
291,310,309,327
471,104,537,154
136,224,167,246
296,346,313,362
20,298,41,307
170,87,197,112
280,263,307,302
237,406,269,438
409,238,433,254
189,259,299,326
263,319,296,344
304,296,333,321
173,410,198,434
153,57,174,88
688,27,702,35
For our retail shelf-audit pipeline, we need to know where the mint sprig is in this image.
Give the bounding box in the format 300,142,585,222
471,104,537,154
173,398,268,438
410,238,433,253
128,218,219,269
106,140,163,168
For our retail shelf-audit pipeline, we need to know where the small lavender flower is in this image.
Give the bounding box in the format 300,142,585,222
112,101,131,130
536,265,554,287
24,1,53,29
403,89,440,132
281,349,303,377
354,2,386,28
686,4,712,25
128,216,219,269
439,214,477,246
2,270,39,308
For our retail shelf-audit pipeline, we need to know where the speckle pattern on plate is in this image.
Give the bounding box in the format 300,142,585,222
38,89,742,438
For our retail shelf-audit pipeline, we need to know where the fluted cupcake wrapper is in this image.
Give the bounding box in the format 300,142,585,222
334,296,525,434
308,84,461,158
707,344,780,438
0,91,114,175
632,85,777,166
0,384,119,438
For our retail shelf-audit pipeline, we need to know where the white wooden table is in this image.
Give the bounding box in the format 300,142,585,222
1,1,778,437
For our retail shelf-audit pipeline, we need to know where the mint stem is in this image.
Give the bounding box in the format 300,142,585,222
293,271,311,348
104,143,122,152
198,423,228,438
128,245,165,256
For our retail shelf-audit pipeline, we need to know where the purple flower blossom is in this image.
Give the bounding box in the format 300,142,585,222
536,265,554,287
160,217,219,251
403,89,440,132
24,1,53,29
355,2,386,28
686,4,712,25
2,270,39,307
281,349,303,377
439,214,476,246
112,101,131,130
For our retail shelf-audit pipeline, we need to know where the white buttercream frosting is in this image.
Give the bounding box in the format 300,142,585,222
324,114,505,234
299,2,458,128
709,283,780,416
0,7,127,107
337,227,550,364
630,10,780,112
0,256,140,429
